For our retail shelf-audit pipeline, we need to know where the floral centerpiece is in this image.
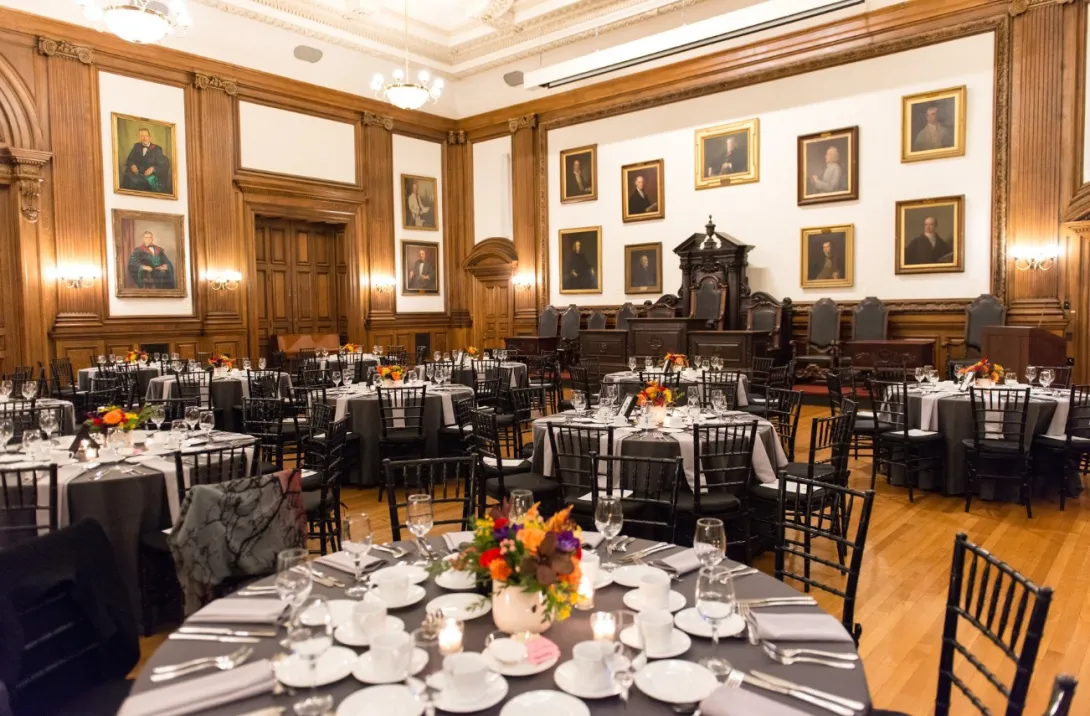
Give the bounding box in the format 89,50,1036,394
84,404,153,433
958,357,1005,387
637,380,678,426
125,350,148,364
208,354,234,370
466,346,479,358
664,352,688,370
341,343,360,354
437,502,583,633
379,365,404,384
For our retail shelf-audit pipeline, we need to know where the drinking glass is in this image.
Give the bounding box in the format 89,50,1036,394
0,379,12,400
97,355,106,366
644,357,653,371
242,358,252,371
701,357,710,371
21,380,37,401
22,429,43,460
713,357,723,371
198,410,215,437
627,357,637,372
1004,371,1018,387
914,366,925,389
510,488,534,523
171,359,183,373
696,565,736,677
287,597,334,716
331,371,342,389
1025,365,1038,385
927,368,939,387
38,411,58,447
406,494,434,566
694,517,726,567
106,427,127,459
1039,369,1054,393
571,390,587,415
711,390,727,417
258,357,267,370
149,403,166,432
169,419,187,449
183,406,201,435
594,495,624,571
342,513,373,599
275,547,313,626
607,610,639,705
0,418,13,453
343,372,354,390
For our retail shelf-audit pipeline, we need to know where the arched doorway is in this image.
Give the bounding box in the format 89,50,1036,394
463,238,518,350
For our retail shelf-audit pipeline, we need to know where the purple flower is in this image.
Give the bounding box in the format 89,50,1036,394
555,530,579,553
493,526,511,541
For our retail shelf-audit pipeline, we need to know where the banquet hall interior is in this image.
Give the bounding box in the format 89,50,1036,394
1,0,1089,715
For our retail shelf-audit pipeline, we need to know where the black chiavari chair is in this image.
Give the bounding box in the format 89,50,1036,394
174,370,211,409
1043,675,1077,716
546,423,615,526
965,386,1034,517
241,397,286,471
872,362,909,383
524,353,561,414
383,455,480,541
473,409,556,509
592,452,683,544
935,532,1053,716
246,369,284,399
376,386,428,502
49,357,78,398
0,463,58,546
747,356,775,403
763,387,804,461
1031,384,1090,510
414,346,428,367
173,443,253,498
700,370,742,411
74,386,124,418
385,345,408,365
338,353,366,383
0,400,38,443
503,386,538,459
474,376,503,411
439,395,477,456
828,369,876,460
870,377,945,501
423,360,455,383
685,421,758,562
303,417,348,555
638,371,680,392
300,368,332,388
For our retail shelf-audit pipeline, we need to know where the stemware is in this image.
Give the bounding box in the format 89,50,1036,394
38,411,58,447
21,429,43,460
1025,365,1038,386
276,547,313,626
406,494,434,566
342,513,374,599
695,565,736,677
1039,369,1054,394
331,371,342,389
258,357,267,370
914,366,925,389
286,597,334,716
713,357,724,371
149,403,166,432
628,357,637,372
97,354,106,366
594,495,624,571
644,357,653,371
571,390,587,416
106,427,128,459
21,380,37,401
184,406,201,436
608,609,639,705
927,367,939,388
694,517,726,568
169,420,188,449
0,418,14,453
710,390,727,417
198,410,215,437
509,488,534,523
0,379,12,401
342,372,354,391
1004,370,1018,387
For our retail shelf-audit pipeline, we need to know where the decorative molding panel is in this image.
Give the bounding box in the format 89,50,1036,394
194,72,239,95
363,111,394,131
37,36,93,64
508,114,537,133
447,130,466,145
1009,0,1075,17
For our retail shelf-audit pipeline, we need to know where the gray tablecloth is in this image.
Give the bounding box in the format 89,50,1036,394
146,374,292,432
603,372,749,409
78,366,161,392
413,361,528,389
124,537,871,716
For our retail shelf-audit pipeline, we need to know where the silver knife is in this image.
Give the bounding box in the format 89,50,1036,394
620,542,670,563
740,597,817,606
740,672,854,716
236,709,285,716
750,670,867,711
178,626,277,638
309,567,346,588
167,633,261,643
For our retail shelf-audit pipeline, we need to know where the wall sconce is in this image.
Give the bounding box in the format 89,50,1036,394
512,273,534,290
56,264,101,289
207,270,242,291
374,276,397,293
1010,245,1060,271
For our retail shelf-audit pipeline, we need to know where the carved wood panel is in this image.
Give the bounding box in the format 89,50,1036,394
473,280,512,350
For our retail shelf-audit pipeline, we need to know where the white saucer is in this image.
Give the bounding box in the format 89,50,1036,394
634,659,719,704
622,588,686,613
435,568,477,591
484,647,559,677
336,684,423,716
552,660,619,699
433,671,509,713
499,690,589,716
673,607,745,639
365,584,427,609
594,571,614,590
611,564,668,588
352,647,429,684
619,625,692,658
333,615,404,646
372,564,429,585
274,645,356,688
426,592,492,620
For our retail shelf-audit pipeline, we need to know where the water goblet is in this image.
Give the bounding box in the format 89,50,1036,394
38,411,58,447
331,371,342,389
242,358,252,371
711,390,727,417
21,429,43,460
343,513,373,599
169,420,187,449
1039,369,1054,394
510,488,534,523
97,355,106,366
0,379,12,401
149,403,166,433
595,495,623,571
406,494,434,566
696,566,736,678
276,547,312,626
1004,371,1018,387
0,418,14,453
286,597,334,716
258,357,267,370
21,380,37,401
1025,365,1038,386
628,357,637,372
343,373,354,391
644,357,653,371
914,366,925,389
694,517,726,567
571,390,587,416
198,410,215,437
184,406,201,436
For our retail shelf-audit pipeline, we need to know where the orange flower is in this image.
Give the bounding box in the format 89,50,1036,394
489,559,512,581
102,409,124,426
518,527,545,554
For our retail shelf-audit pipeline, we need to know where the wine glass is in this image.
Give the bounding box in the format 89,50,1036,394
275,547,313,626
1039,369,1054,394
287,597,334,716
198,410,215,437
149,403,166,432
571,390,587,416
927,367,940,388
342,513,373,599
331,371,342,389
242,358,252,371
0,418,13,453
510,488,534,523
627,357,637,372
694,517,726,567
644,357,653,371
594,495,624,571
183,406,201,436
914,366,925,389
607,610,639,706
342,372,354,391
21,380,37,401
96,355,106,366
258,357,267,370
38,411,58,447
0,379,12,401
711,390,727,417
713,357,724,371
696,565,736,678
1025,365,1038,386
1005,370,1018,387
406,494,434,566
21,429,43,460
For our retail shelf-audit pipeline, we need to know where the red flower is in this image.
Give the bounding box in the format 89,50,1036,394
493,517,509,531
479,547,502,568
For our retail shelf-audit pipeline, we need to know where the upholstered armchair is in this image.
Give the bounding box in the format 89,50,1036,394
792,298,842,380
942,294,1007,379
690,278,727,329
851,296,888,341
538,306,559,338
616,303,638,331
587,310,607,330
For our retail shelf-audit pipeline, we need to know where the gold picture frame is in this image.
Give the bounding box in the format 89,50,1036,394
401,173,439,231
558,226,603,294
800,224,854,289
797,127,858,206
111,112,178,200
112,209,188,298
401,240,441,295
901,86,966,163
621,159,665,223
560,144,597,203
624,242,663,295
895,195,965,274
694,118,759,189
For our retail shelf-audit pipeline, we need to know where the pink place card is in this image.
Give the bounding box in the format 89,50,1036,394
525,636,561,665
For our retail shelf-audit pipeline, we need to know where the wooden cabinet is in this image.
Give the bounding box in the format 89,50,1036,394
627,318,707,357
841,339,935,370
689,331,769,370
580,330,628,374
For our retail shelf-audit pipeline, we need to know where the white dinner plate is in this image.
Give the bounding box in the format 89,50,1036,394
352,648,429,684
622,588,686,613
594,570,614,590
619,625,692,659
673,607,745,639
500,690,589,716
552,660,619,699
371,564,429,585
333,615,404,647
364,585,427,610
483,646,558,677
302,599,357,628
426,592,492,620
435,568,477,591
611,564,668,589
432,671,509,713
274,645,356,688
634,659,719,704
336,684,423,716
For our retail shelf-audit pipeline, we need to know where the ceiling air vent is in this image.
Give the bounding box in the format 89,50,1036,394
294,45,323,63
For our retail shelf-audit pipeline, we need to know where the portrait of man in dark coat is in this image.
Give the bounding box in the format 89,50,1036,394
120,127,173,196
560,228,601,294
127,230,177,290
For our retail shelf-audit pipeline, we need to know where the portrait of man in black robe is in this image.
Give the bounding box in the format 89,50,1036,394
403,242,439,294
119,126,173,197
560,228,601,294
127,230,177,290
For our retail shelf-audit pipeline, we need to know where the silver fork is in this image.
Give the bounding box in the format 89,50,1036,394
149,646,253,682
764,641,860,662
152,645,250,674
762,642,856,669
373,543,408,559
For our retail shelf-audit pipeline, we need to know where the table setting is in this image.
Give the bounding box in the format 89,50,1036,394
413,353,528,390
603,355,750,409
122,498,870,716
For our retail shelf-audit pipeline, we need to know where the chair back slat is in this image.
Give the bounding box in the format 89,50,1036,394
376,386,427,438
701,370,742,411
764,387,804,460
546,424,614,504
383,456,478,542
692,422,757,515
173,444,252,498
591,452,682,544
0,464,59,546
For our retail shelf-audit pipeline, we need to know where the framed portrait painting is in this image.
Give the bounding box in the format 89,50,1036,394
402,240,440,294
797,127,858,206
560,144,597,203
624,242,662,295
111,113,178,200
895,195,964,275
621,159,665,223
558,226,602,295
902,86,966,162
401,174,439,230
694,118,759,189
112,209,188,298
800,224,854,289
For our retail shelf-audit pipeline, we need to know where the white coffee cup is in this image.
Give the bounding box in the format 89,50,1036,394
581,551,600,589
370,630,413,681
442,652,489,703
636,609,674,654
638,571,671,610
572,640,616,691
352,601,389,641
372,571,410,604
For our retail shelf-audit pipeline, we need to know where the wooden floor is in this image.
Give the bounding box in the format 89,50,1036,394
138,404,1090,714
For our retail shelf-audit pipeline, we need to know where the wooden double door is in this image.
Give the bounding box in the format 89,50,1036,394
254,217,348,357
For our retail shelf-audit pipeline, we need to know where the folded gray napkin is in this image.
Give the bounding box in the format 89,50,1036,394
318,550,383,574
442,531,476,550
700,684,810,716
119,660,276,716
580,531,604,548
753,613,854,643
658,548,701,574
190,598,286,624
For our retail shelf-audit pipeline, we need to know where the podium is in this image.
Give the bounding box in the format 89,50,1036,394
981,327,1066,377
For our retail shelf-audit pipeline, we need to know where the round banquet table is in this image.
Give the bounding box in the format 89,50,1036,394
125,536,872,715
78,365,161,393
145,372,293,432
322,355,380,376
603,371,750,409
413,361,528,389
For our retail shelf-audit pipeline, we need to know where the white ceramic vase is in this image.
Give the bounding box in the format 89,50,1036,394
491,581,552,634
974,378,995,388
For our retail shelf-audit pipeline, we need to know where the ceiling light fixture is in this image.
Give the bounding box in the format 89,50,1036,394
77,0,192,45
369,0,443,111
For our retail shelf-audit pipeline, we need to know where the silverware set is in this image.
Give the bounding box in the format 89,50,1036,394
618,541,672,563
372,543,409,559
150,646,254,681
725,669,864,715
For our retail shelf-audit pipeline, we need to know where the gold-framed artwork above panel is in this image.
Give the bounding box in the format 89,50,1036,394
400,173,438,230
797,126,858,206
624,242,663,295
621,159,665,222
895,195,965,274
558,226,602,295
112,209,188,299
901,85,967,163
402,239,441,295
110,112,179,200
800,224,854,289
559,143,597,203
694,118,759,189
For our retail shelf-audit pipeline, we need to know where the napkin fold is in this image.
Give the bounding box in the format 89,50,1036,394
700,684,810,716
442,531,476,550
753,612,854,643
658,548,702,574
580,531,604,548
119,660,276,716
189,598,286,624
317,550,383,574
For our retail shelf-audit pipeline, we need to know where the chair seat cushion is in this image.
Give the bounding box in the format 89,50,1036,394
676,490,741,514
486,472,560,497
140,529,170,553
853,418,877,432
884,429,942,441
962,437,1023,453
779,462,836,479
750,478,827,503
303,489,331,515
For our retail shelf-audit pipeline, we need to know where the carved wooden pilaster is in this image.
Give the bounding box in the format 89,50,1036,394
193,73,239,96
363,111,394,131
447,130,466,145
507,114,537,133
37,36,93,64
1009,0,1074,17
0,147,52,224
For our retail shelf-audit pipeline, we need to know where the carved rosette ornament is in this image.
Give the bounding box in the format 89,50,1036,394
508,114,537,133
1009,0,1074,16
0,147,52,224
193,73,239,96
37,37,94,64
363,111,394,131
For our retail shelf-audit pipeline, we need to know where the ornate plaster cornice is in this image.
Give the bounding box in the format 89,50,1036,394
1008,0,1074,16
363,111,394,131
508,114,537,133
37,36,93,64
0,147,53,224
194,73,239,96
447,130,466,145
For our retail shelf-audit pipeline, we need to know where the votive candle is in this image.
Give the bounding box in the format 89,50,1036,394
576,552,599,611
438,617,464,655
591,611,616,641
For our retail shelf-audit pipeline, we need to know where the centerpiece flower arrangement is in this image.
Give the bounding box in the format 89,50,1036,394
125,350,148,364
637,380,676,408
664,352,688,370
466,346,479,358
207,354,234,370
84,404,153,433
378,365,404,383
436,502,583,633
958,357,1005,386
341,343,360,354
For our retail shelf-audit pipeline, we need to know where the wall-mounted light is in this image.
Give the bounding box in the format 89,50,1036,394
56,264,101,289
1010,244,1060,272
374,276,397,293
513,272,534,290
206,270,242,291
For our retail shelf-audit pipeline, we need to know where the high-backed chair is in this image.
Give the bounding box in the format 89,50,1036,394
851,296,888,341
559,304,581,367
690,278,727,329
587,309,607,330
646,299,676,318
943,294,1007,379
538,306,559,339
616,302,638,331
745,292,791,361
792,298,842,380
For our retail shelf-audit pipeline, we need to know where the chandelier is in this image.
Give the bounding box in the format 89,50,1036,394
369,0,443,111
77,0,192,45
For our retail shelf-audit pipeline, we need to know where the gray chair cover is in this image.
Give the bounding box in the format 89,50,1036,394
809,298,841,348
852,296,888,341
965,294,1006,352
616,303,637,331
560,305,581,341
538,306,559,338
587,310,606,330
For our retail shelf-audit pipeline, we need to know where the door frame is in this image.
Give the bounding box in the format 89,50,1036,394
463,238,519,349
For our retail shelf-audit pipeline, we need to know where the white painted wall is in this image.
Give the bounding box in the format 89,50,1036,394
238,102,356,184
392,134,445,313
472,136,513,243
1084,12,1090,184
98,71,193,317
547,33,995,306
